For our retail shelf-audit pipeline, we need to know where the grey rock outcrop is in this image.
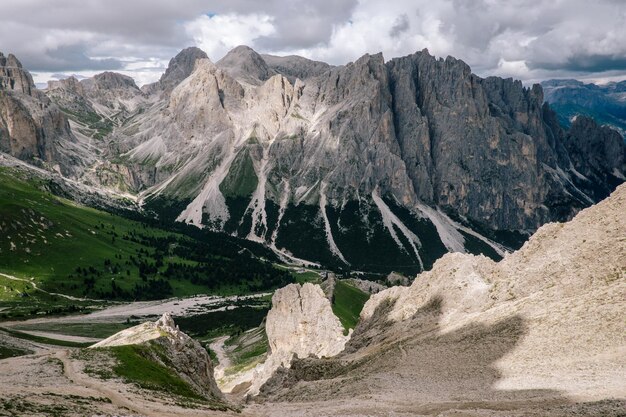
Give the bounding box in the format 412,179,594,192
100,46,624,272
261,54,332,83
93,313,224,402
386,271,409,286
217,45,277,85
564,116,626,199
0,52,86,176
245,283,350,396
4,46,624,274
258,184,626,413
0,52,35,94
142,46,208,95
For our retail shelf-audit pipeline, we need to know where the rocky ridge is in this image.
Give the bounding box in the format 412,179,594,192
3,46,625,273
249,184,625,417
142,46,209,95
257,183,625,411
541,78,626,136
223,283,350,397
93,313,224,402
0,53,89,176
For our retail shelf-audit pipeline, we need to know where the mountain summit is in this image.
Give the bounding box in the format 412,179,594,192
1,46,624,273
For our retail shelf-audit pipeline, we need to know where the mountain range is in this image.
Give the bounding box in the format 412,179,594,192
542,78,626,137
1,47,624,274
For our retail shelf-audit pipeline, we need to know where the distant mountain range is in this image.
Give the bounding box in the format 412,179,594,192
541,79,626,138
1,49,625,274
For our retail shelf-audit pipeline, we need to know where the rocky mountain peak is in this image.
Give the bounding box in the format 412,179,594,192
91,313,224,402
216,44,276,85
0,52,23,68
261,53,332,83
565,115,626,199
0,51,35,95
150,46,209,94
87,71,140,91
46,76,85,95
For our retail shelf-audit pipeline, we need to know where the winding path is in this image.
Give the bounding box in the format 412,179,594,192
0,272,104,302
55,349,153,416
209,335,232,381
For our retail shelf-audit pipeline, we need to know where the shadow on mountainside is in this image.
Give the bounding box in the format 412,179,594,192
255,297,625,415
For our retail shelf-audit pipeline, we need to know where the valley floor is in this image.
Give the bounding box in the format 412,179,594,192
1,332,623,417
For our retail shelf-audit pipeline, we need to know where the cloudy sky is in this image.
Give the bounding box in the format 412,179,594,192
2,0,625,87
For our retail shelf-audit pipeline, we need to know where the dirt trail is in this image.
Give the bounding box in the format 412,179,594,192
210,335,232,380
0,272,104,302
54,349,150,416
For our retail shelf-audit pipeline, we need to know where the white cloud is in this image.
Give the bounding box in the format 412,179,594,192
2,0,625,85
185,13,276,61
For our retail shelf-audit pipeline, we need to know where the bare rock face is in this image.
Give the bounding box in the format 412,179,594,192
359,183,626,398
80,71,145,116
242,283,349,396
5,46,625,274
92,313,223,402
217,45,277,85
266,283,349,358
261,54,332,83
143,46,208,95
107,46,624,273
256,184,625,413
564,116,626,200
0,52,85,176
386,271,409,286
0,53,34,94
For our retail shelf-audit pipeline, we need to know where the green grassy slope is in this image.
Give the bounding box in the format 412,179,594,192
0,168,292,305
331,280,370,332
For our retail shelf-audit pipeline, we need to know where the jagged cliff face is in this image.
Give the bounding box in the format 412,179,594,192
93,313,224,402
0,53,88,176
224,283,350,397
256,184,626,413
116,47,622,271
564,115,626,200
3,46,624,272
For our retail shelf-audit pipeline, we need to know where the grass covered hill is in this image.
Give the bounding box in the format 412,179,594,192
0,167,293,303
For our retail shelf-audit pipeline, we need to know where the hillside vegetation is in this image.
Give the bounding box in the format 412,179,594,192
0,168,293,306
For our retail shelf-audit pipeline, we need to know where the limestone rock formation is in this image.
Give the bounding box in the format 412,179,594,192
564,115,626,199
385,271,409,286
357,182,626,397
142,46,208,95
256,184,625,415
217,45,277,85
117,47,623,272
0,52,87,176
4,47,625,274
261,54,332,83
243,283,350,396
0,52,34,94
92,313,223,401
92,312,183,348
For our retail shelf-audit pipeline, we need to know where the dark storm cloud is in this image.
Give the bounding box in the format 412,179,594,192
0,0,624,84
24,45,123,72
530,54,626,73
